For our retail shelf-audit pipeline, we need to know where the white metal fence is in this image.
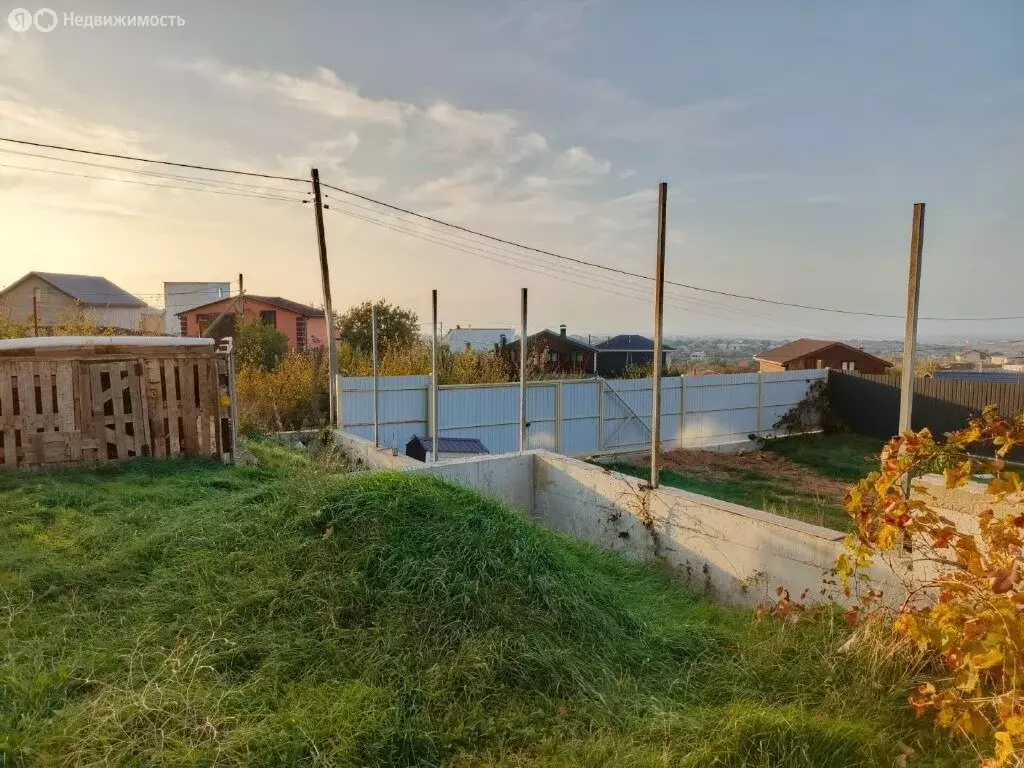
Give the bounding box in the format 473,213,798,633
338,370,826,457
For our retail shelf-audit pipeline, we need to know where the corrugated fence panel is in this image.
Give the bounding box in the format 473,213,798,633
439,383,519,454
682,373,759,447
560,380,601,455
338,372,820,458
339,375,429,453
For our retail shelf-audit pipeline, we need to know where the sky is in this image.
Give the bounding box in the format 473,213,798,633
0,1,1021,341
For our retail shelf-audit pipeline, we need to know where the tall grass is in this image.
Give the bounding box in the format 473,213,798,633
0,451,968,766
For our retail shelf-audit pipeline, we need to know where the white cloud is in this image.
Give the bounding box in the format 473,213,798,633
554,146,610,175
174,59,409,125
425,102,518,149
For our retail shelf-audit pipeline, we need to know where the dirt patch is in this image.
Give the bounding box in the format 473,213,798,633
653,449,851,502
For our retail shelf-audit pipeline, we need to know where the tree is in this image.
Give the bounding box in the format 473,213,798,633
236,317,289,371
336,300,419,355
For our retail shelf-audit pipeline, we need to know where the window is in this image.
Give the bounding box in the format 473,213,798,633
816,359,825,369
296,316,308,352
841,361,856,371
259,310,277,328
571,351,584,363
179,315,188,336
547,351,559,363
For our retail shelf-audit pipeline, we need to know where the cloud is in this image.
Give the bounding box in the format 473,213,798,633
555,146,611,175
174,59,409,125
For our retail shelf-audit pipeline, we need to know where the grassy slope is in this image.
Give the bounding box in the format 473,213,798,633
0,450,966,767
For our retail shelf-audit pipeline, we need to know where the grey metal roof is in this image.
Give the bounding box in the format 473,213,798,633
24,272,147,308
407,435,489,453
594,334,675,352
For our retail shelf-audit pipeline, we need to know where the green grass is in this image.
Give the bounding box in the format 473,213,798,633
603,462,852,531
602,434,888,531
763,433,887,483
0,449,968,766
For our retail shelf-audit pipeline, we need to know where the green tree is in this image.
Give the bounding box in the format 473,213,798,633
336,300,419,355
236,317,289,371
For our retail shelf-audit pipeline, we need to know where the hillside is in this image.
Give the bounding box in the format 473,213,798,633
0,449,968,766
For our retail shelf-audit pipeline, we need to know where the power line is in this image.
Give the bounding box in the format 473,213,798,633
322,186,1023,323
0,136,307,183
0,161,308,203
0,146,309,196
4,136,1020,323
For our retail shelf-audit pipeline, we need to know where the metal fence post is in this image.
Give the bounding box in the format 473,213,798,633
678,375,686,449
756,372,765,436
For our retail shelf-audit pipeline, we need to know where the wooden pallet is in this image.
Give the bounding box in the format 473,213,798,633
0,353,233,470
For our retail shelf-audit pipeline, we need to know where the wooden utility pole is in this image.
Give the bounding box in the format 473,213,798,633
898,203,926,437
431,289,439,463
371,302,379,447
237,273,244,316
519,288,528,453
32,290,39,337
650,182,668,489
311,168,339,428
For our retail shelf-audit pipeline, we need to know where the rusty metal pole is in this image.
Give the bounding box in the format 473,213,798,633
650,182,668,488
899,203,925,436
431,289,439,463
899,203,925,499
519,288,528,453
371,302,379,447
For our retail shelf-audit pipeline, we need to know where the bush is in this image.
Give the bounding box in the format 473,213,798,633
236,318,289,372
837,406,1024,767
236,353,328,432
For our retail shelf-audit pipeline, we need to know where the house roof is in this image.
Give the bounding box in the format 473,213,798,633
594,334,675,352
754,338,892,367
407,435,489,454
505,329,596,351
178,294,324,317
1,272,147,308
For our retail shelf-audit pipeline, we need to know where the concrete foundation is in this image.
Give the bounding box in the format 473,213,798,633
334,428,901,608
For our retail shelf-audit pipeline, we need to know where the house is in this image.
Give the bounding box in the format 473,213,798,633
502,325,596,375
163,282,231,335
593,334,675,377
178,295,327,351
443,326,515,353
955,349,992,365
406,435,489,463
754,338,892,374
0,271,162,333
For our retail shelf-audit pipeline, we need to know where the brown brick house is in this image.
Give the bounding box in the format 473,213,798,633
502,326,596,375
754,338,892,374
178,295,327,352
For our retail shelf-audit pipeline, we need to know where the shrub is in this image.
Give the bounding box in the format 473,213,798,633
838,406,1024,767
236,353,327,432
236,318,289,372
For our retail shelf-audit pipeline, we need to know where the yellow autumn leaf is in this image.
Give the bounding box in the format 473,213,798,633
994,731,1014,764
972,648,1005,670
1004,716,1024,737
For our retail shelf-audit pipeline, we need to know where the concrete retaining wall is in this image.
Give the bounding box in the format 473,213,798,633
532,452,900,607
333,427,901,608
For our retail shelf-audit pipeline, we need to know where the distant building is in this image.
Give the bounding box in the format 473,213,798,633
502,325,596,375
443,326,515,353
955,349,992,365
0,271,161,333
406,435,489,463
593,334,675,377
163,282,231,335
754,338,892,374
178,294,327,351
